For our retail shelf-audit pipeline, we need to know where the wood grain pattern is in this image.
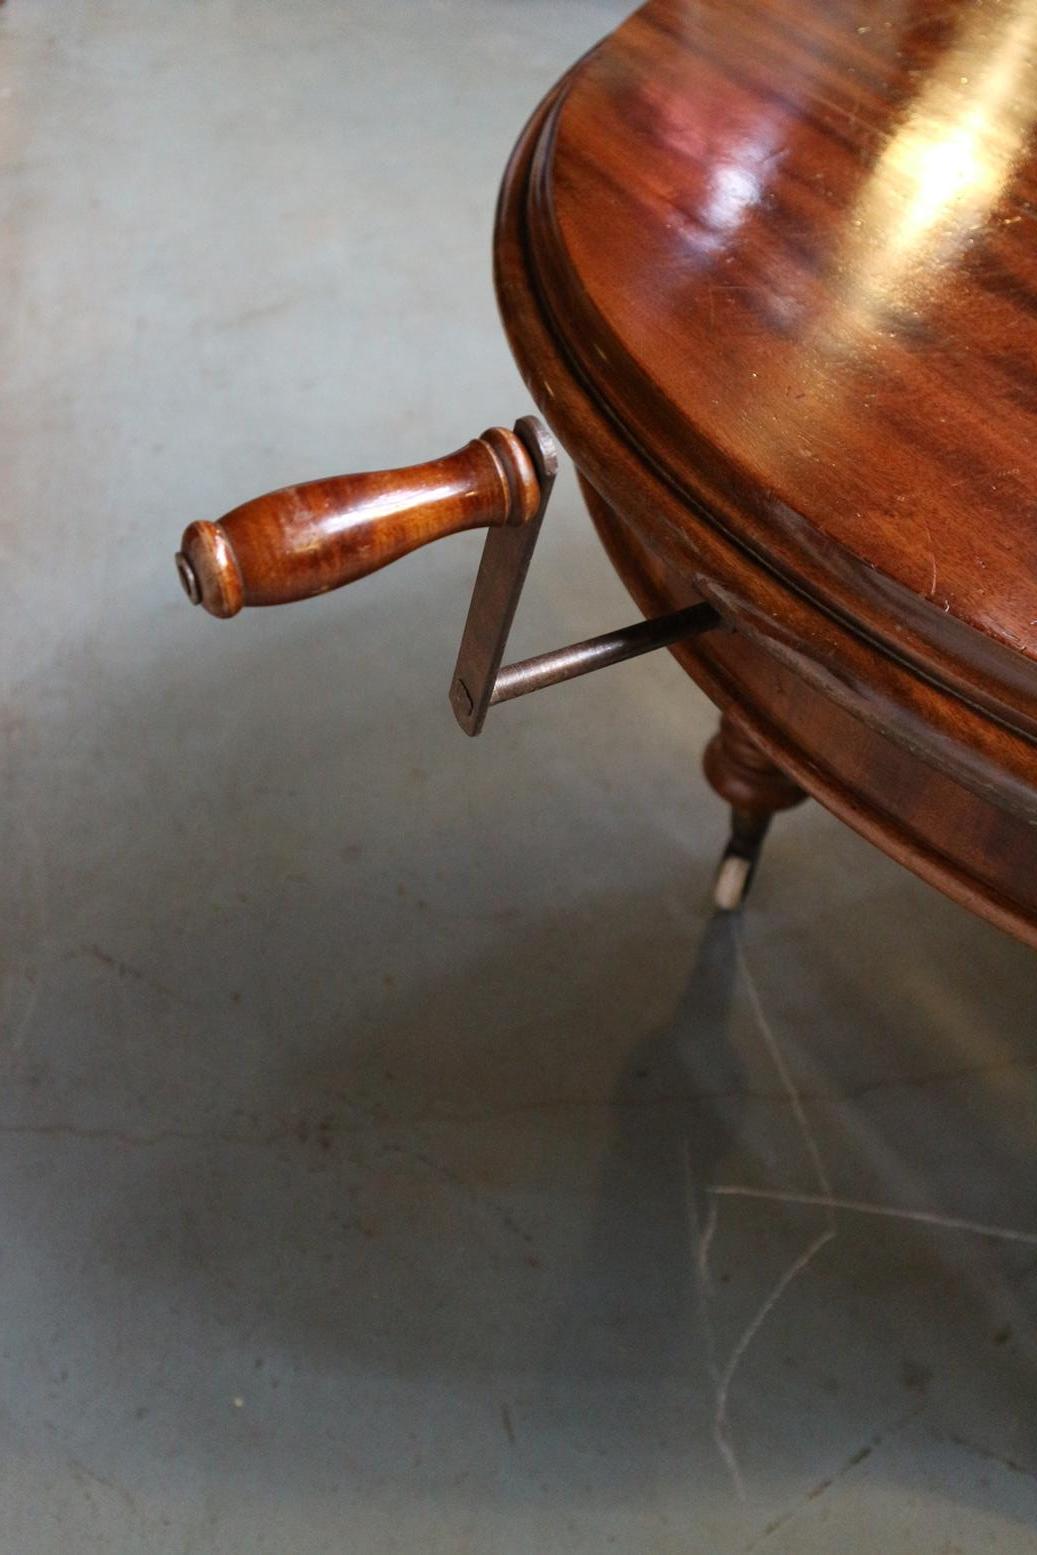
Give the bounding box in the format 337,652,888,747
703,711,807,820
493,1,1037,943
584,473,1037,946
526,0,1037,731
176,428,540,618
170,0,1037,944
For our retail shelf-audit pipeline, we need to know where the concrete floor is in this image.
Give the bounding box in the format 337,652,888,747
3,1,1037,1549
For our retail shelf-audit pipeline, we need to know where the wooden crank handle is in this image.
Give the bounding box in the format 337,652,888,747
175,424,544,619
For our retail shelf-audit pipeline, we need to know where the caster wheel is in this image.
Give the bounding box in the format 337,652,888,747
713,851,753,912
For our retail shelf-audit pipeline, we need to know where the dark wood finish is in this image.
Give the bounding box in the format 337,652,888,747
703,713,806,821
173,0,1037,948
497,98,1037,826
577,449,1037,944
521,0,1037,733
176,428,541,617
493,1,1037,945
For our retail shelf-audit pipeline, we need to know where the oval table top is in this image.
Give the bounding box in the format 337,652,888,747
518,0,1037,736
495,0,1037,944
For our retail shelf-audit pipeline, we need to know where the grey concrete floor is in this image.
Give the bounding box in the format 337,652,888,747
3,1,1037,1550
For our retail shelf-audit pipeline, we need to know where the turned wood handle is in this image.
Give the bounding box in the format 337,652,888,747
175,425,542,619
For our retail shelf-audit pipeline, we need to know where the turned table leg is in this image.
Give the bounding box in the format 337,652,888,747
702,713,807,910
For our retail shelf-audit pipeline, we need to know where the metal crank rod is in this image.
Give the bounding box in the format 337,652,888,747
175,415,722,732
489,604,720,707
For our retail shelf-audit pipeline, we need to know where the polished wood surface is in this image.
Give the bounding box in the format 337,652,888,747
703,712,807,821
525,0,1037,729
585,472,1037,942
173,0,1037,946
176,428,541,617
494,0,1037,943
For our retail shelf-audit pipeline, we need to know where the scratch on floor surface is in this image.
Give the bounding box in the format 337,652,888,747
72,943,199,1010
943,1430,1037,1482
686,1153,728,1474
690,919,1037,1508
3,815,48,1057
706,1185,1037,1248
687,924,837,1498
500,1401,516,1448
381,1141,535,1247
0,1121,295,1148
733,924,834,1206
718,1223,836,1499
69,1456,138,1516
695,1185,719,1298
741,1403,926,1552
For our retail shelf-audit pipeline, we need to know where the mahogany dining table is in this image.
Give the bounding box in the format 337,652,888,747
177,0,1037,944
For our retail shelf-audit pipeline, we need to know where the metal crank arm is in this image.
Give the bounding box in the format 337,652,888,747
175,415,721,732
